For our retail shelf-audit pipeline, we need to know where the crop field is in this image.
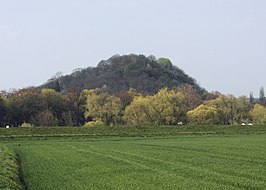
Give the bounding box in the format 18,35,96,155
2,133,265,190
1,125,266,140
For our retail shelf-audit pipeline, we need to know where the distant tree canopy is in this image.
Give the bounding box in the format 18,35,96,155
0,85,266,127
41,54,203,95
1,54,266,127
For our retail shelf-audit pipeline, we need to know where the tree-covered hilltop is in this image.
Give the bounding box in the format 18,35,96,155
41,54,203,94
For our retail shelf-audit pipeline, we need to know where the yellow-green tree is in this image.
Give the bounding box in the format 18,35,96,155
152,88,186,125
205,95,251,125
124,88,186,125
123,95,154,125
40,89,66,125
85,92,122,125
251,104,266,124
187,105,219,125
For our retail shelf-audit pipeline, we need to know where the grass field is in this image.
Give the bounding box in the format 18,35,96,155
1,125,266,140
5,134,266,190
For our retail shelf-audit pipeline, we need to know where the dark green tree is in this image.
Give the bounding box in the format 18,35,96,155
259,87,266,105
249,92,254,104
0,95,8,127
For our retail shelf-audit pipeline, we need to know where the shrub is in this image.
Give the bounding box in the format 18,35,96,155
84,120,104,127
20,122,34,128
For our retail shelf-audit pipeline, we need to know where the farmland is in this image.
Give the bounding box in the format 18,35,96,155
1,125,266,140
0,125,265,190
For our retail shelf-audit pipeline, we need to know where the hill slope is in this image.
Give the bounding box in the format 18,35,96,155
42,54,202,94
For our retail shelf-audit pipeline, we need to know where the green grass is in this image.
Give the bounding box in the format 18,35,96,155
6,134,266,190
0,145,24,190
1,125,266,140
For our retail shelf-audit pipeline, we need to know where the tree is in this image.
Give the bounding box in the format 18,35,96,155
8,88,45,126
124,88,186,125
40,89,66,125
62,90,84,126
205,95,251,125
123,95,154,125
259,87,266,105
158,58,173,70
151,88,186,125
85,92,123,125
116,88,140,109
249,92,254,104
187,105,219,125
0,95,7,127
251,104,266,124
30,110,58,126
147,55,157,62
174,84,202,111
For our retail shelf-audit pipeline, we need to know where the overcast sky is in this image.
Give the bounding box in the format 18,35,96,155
0,0,265,96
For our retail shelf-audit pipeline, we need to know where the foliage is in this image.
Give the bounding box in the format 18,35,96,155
259,86,266,105
7,88,45,126
124,95,153,125
41,54,202,94
205,95,251,125
124,88,186,125
20,122,34,128
30,110,58,126
187,105,219,125
0,95,8,126
84,120,104,127
85,91,123,125
174,84,203,111
251,104,266,124
151,88,186,125
0,145,24,190
40,89,66,122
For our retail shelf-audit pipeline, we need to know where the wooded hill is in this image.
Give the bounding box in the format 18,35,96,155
41,54,203,94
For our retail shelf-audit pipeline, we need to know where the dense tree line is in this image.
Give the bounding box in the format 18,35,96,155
1,85,266,127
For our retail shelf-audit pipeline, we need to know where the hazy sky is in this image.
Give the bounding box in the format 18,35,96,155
0,0,265,96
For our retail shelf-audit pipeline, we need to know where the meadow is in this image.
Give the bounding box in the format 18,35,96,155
1,126,266,190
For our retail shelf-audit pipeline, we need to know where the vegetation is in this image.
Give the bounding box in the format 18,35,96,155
41,54,202,94
124,89,186,125
1,86,266,127
7,134,266,190
85,90,123,125
251,104,266,125
0,145,24,190
0,125,265,140
0,54,266,127
187,105,219,125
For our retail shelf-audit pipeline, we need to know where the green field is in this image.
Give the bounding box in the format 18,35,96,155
4,134,265,190
1,125,266,139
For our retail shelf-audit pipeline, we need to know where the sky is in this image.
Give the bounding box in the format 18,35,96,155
0,0,266,97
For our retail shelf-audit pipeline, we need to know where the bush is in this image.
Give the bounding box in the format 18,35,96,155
84,120,104,127
20,122,34,128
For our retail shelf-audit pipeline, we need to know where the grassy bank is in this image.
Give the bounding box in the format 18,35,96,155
0,145,24,190
1,125,266,140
